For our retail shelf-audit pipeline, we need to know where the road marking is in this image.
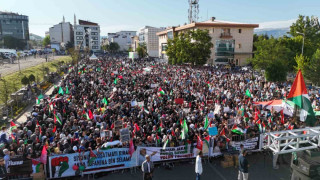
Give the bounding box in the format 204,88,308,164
208,162,228,180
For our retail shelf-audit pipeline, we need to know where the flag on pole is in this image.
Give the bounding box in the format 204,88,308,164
181,119,188,139
66,86,69,94
88,110,94,120
162,139,169,150
40,145,47,164
54,114,62,125
231,124,244,135
280,109,285,124
203,136,210,146
129,139,135,157
36,97,40,104
10,121,17,131
204,116,209,129
11,134,16,143
245,89,251,98
58,87,64,95
196,136,203,150
158,87,165,95
102,97,108,105
287,70,316,126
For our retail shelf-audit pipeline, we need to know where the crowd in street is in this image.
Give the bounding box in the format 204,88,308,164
1,55,320,173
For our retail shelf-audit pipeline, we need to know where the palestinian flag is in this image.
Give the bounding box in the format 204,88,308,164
58,87,64,95
220,128,225,136
36,97,41,104
158,87,165,95
88,150,97,166
196,136,203,150
231,124,244,135
11,134,16,143
88,110,94,120
156,134,160,144
203,136,210,146
162,139,169,150
287,70,316,126
54,114,62,125
10,121,17,132
181,119,188,140
280,109,285,124
204,116,209,129
114,78,118,85
52,126,57,133
245,89,251,98
38,94,44,99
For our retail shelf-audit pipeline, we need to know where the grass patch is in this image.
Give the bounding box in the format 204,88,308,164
0,56,72,104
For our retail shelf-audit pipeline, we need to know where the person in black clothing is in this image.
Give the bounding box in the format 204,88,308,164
0,158,6,179
238,149,249,180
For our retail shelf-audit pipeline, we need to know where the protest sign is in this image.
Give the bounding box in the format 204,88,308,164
208,112,214,118
131,101,137,107
230,137,260,151
49,148,138,178
8,155,32,174
208,127,218,136
174,98,184,104
120,128,130,142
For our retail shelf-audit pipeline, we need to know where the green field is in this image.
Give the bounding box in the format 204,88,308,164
0,56,72,104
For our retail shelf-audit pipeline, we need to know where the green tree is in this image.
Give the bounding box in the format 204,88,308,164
43,35,51,47
289,15,320,46
101,44,109,51
21,75,30,86
3,36,26,50
65,41,74,50
136,43,148,58
0,79,10,107
128,47,133,52
166,29,213,65
303,49,320,85
28,74,36,83
248,37,291,82
109,42,120,52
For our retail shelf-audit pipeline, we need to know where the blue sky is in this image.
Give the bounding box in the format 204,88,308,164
0,0,319,36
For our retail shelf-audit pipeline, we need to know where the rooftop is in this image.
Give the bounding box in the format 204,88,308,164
78,19,98,26
157,17,259,36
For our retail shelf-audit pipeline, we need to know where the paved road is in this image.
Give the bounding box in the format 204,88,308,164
93,153,291,180
0,55,64,76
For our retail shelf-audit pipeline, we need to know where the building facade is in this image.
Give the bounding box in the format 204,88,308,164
138,26,165,57
74,19,100,52
0,11,29,48
107,31,136,51
157,18,259,66
49,17,74,48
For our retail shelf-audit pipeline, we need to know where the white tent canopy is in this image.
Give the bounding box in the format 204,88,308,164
89,53,98,60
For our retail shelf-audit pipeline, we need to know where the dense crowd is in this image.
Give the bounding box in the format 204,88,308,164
1,55,320,171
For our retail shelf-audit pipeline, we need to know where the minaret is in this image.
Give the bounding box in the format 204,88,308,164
63,15,65,23
74,14,76,26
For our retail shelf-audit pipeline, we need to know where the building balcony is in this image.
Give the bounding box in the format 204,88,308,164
220,33,233,39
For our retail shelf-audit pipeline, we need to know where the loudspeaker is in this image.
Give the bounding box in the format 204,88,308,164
291,151,320,177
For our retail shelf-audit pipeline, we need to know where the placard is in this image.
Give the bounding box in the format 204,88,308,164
120,128,130,142
114,121,122,131
208,127,218,136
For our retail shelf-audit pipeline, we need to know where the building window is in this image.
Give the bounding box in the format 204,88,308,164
239,29,242,33
92,37,98,40
76,36,83,40
91,32,98,35
167,31,173,39
238,44,241,49
76,32,83,35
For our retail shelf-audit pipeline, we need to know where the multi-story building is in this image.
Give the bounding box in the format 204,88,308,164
157,17,259,66
131,35,139,52
107,31,136,51
0,11,29,48
138,26,165,57
74,19,100,52
49,17,74,48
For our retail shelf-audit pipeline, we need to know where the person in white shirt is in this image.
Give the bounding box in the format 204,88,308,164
195,151,203,180
141,155,154,180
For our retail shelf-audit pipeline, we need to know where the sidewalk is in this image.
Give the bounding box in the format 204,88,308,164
0,55,65,76
15,79,60,124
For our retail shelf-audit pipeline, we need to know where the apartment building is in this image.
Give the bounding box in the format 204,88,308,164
138,26,165,57
49,17,74,47
107,31,136,51
0,11,29,48
74,19,100,52
157,17,259,66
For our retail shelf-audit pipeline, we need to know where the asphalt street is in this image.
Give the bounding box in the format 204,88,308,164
92,152,292,180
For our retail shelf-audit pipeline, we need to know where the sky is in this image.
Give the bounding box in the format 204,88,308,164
0,0,319,37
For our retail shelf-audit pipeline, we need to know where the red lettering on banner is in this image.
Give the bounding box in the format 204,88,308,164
51,156,69,166
160,155,174,160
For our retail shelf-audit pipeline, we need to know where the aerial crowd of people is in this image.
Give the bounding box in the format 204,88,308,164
1,55,319,174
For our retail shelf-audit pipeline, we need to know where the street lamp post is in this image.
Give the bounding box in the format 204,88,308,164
296,31,305,56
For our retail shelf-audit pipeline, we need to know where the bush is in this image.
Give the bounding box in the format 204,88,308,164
28,74,35,82
21,76,30,86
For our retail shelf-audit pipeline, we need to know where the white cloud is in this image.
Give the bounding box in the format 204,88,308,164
257,19,296,29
